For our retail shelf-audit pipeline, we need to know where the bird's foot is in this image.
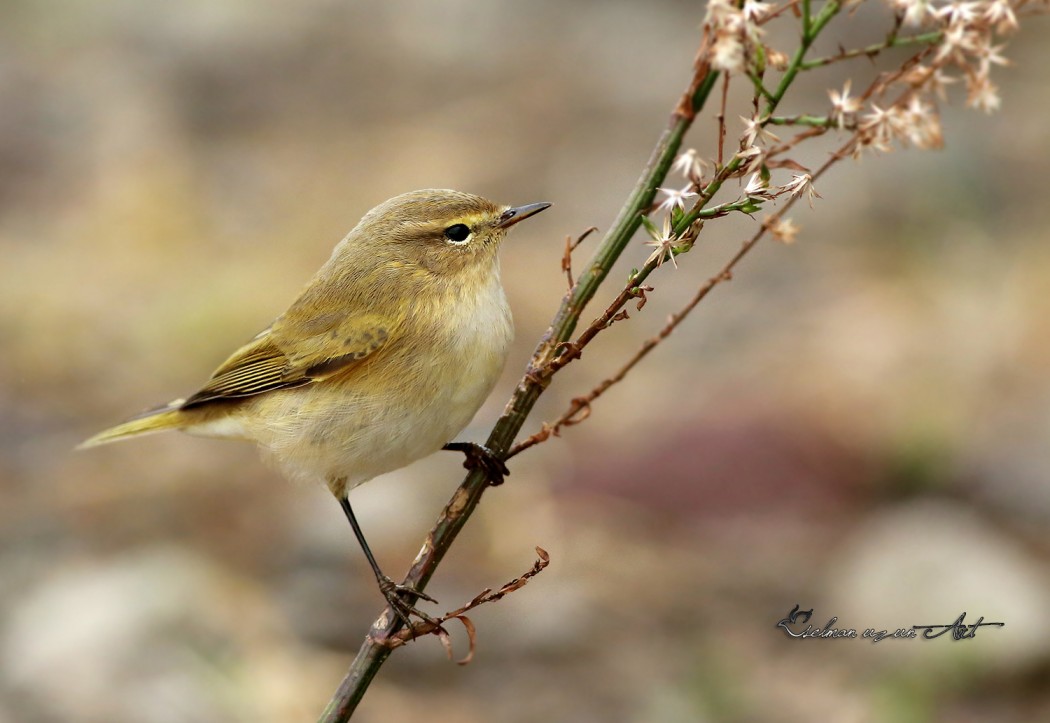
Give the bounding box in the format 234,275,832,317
443,441,510,486
377,574,440,628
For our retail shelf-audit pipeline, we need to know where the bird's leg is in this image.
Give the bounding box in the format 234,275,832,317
336,494,438,628
442,441,510,486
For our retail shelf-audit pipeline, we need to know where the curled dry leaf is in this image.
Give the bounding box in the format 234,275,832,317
630,284,655,310
454,616,478,666
564,399,592,426
382,548,552,664
437,615,478,666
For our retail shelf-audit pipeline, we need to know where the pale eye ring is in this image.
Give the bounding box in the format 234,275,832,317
443,223,472,245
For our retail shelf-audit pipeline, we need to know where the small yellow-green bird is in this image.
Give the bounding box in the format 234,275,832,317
80,188,550,621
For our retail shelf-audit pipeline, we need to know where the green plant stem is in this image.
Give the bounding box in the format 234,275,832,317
317,52,719,723
697,197,764,218
767,0,841,115
799,30,942,69
321,6,859,715
768,114,833,127
542,1,847,385
747,72,776,103
669,2,840,238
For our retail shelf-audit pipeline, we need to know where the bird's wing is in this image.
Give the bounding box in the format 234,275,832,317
180,310,397,408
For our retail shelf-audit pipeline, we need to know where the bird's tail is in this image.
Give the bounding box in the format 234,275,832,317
77,405,184,449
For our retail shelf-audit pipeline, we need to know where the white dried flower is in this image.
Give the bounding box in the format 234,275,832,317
711,33,747,73
902,96,944,149
973,39,1010,76
829,80,862,129
704,0,766,74
766,48,790,70
891,0,935,26
672,148,708,182
643,215,680,269
934,1,983,25
782,173,821,207
767,216,800,244
860,104,907,152
736,145,766,175
704,0,740,27
740,114,781,147
744,172,778,200
936,18,983,63
656,185,699,212
903,66,957,101
742,0,773,22
984,0,1019,33
966,75,1001,113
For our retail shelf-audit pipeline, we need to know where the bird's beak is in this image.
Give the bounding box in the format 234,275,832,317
495,201,551,229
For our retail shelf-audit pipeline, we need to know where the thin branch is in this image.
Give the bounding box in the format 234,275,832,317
382,548,550,664
748,71,773,106
800,30,942,70
717,73,730,166
562,227,599,291
765,0,842,116
316,0,1029,715
317,36,721,723
511,138,854,457
529,7,858,386
768,114,835,127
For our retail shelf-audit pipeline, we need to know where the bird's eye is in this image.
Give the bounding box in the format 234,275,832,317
443,223,471,244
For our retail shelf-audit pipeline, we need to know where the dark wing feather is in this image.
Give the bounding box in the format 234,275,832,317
181,332,307,407
180,312,395,409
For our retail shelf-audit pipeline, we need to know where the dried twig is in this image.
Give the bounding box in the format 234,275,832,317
509,137,853,458
717,73,730,166
382,548,551,665
562,227,599,291
318,30,720,723
319,1,1037,717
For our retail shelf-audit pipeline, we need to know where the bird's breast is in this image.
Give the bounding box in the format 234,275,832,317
431,270,514,429
247,269,513,488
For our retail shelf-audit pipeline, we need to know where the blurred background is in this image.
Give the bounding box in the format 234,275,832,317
2,0,1049,721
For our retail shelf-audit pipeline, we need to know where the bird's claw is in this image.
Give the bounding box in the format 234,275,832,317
377,574,439,628
444,442,510,486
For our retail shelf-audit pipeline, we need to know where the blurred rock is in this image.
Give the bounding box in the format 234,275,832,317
966,387,1050,527
826,500,1050,671
1,546,327,723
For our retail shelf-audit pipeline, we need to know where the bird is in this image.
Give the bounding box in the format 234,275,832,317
79,188,551,622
